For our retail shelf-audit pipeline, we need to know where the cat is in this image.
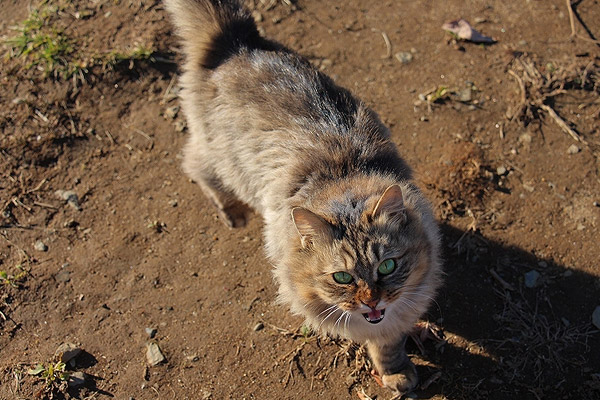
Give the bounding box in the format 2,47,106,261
164,0,442,395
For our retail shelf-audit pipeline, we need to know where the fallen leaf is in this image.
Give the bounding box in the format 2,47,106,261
27,364,45,375
442,19,496,43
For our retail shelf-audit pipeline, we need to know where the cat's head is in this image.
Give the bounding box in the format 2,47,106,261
282,183,441,343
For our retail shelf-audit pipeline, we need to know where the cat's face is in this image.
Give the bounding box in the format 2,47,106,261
287,185,440,343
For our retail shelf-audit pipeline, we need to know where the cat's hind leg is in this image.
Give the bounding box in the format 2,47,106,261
182,133,250,228
195,173,249,228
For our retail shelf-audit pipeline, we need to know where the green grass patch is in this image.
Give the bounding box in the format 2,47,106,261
4,1,155,80
0,264,29,288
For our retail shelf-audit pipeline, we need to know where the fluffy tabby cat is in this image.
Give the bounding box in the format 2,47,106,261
165,0,442,395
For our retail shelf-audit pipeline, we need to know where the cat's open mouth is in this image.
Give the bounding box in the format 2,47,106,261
363,308,385,324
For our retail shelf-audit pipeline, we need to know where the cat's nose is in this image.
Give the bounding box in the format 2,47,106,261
363,299,379,309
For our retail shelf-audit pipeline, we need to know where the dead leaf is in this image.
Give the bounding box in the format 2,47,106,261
442,19,495,43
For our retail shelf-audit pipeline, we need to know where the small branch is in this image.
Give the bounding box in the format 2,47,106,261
508,70,527,105
489,269,515,291
566,0,600,45
26,178,47,194
539,103,584,143
566,0,577,38
372,29,392,59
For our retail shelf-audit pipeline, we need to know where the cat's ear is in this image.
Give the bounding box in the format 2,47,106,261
291,207,333,248
371,185,406,224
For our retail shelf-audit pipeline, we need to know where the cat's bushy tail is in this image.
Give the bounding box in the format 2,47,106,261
164,0,264,70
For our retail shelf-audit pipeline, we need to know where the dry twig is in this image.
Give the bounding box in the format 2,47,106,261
566,0,600,45
507,55,598,144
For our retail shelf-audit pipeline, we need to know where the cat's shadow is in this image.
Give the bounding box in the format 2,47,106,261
415,223,600,400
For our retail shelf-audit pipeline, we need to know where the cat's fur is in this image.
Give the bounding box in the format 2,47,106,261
165,0,442,395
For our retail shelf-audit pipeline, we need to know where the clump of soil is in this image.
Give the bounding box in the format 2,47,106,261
425,142,493,219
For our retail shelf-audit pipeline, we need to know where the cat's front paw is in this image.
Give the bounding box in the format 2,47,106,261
380,361,418,396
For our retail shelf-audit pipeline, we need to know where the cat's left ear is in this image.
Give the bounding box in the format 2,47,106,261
291,207,333,248
371,185,406,225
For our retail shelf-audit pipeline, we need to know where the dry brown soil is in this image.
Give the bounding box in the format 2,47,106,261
1,1,599,399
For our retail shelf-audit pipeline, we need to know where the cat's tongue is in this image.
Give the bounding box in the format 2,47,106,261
364,308,385,324
368,309,381,320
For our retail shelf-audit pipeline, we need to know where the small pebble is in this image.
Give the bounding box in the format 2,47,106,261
496,166,507,176
145,342,166,366
145,327,157,339
174,120,187,132
55,190,82,211
63,219,78,228
253,322,264,331
164,106,180,120
34,240,48,252
395,51,413,64
456,87,472,102
519,133,532,143
55,270,71,283
567,144,580,154
592,306,600,330
522,183,535,192
524,270,540,288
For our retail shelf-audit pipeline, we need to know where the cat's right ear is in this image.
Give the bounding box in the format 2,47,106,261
291,207,333,248
371,184,406,225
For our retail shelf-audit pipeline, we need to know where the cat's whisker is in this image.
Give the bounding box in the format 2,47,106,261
318,306,340,330
334,310,347,332
315,304,338,319
343,312,351,336
400,289,443,316
396,298,419,313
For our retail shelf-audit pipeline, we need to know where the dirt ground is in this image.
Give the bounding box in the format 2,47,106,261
1,1,599,399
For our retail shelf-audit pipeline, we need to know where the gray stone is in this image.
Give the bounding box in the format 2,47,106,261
55,270,71,283
55,343,82,363
34,240,48,252
395,51,413,64
496,166,507,176
456,87,472,102
592,306,600,330
524,270,540,288
145,342,166,366
55,190,81,211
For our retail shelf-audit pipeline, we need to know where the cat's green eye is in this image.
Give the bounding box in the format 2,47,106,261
333,271,353,284
377,259,396,275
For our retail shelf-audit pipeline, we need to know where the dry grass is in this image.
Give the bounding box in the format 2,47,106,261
506,54,599,143
492,288,595,387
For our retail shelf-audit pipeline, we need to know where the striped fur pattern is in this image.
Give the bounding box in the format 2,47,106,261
165,0,442,395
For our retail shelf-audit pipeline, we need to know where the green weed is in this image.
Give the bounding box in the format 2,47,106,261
4,1,155,80
3,1,79,78
0,264,28,288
